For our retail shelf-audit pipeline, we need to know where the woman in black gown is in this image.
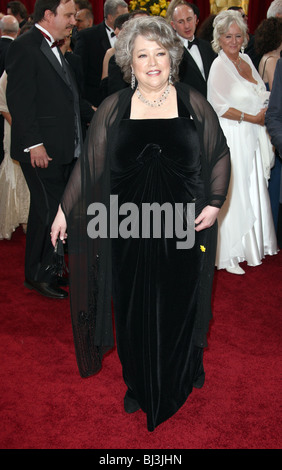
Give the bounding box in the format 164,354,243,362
51,17,230,432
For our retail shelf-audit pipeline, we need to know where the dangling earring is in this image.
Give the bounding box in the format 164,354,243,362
169,68,173,85
241,46,245,54
131,69,136,90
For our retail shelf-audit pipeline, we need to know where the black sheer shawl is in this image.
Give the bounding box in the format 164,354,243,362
61,83,230,378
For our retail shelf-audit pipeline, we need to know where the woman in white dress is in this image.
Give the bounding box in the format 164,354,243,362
0,71,30,240
207,10,278,274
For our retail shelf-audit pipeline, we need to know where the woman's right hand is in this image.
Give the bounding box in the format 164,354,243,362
50,205,67,247
255,107,267,126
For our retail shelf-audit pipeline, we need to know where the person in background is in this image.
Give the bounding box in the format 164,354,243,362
265,58,282,247
7,1,28,28
208,10,278,275
74,0,128,107
227,5,260,69
0,71,30,240
255,17,282,90
255,17,282,235
50,16,230,432
196,14,216,43
71,1,93,49
75,7,93,32
60,32,95,139
267,0,282,19
106,9,150,96
0,17,31,241
100,11,130,99
0,15,19,165
0,15,19,74
74,0,92,12
167,0,216,97
6,0,81,299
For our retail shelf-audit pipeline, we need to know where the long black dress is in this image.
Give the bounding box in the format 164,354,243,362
112,99,209,431
60,83,230,431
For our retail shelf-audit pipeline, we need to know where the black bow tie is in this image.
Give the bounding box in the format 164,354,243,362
39,30,64,48
52,39,65,48
187,38,198,49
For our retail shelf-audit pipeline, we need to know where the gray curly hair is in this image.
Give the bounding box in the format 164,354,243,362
114,16,184,84
212,10,248,53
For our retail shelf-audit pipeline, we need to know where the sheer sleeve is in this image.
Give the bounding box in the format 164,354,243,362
208,52,269,116
176,83,231,209
207,57,232,117
60,91,123,378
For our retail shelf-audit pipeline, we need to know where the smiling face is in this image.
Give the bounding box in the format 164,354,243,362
171,5,198,41
131,36,171,93
219,22,244,60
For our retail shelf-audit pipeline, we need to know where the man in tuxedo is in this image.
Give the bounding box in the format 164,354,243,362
0,15,19,74
0,15,19,165
6,0,82,299
169,0,216,97
75,7,93,32
70,4,93,50
74,0,128,107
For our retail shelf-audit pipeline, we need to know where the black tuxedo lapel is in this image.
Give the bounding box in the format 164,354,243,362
197,41,211,79
183,48,205,81
101,22,111,52
40,39,69,86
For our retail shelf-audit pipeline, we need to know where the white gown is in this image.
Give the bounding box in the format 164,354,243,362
0,72,30,240
208,50,278,269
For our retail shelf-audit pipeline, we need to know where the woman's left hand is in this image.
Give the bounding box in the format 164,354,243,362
195,205,220,232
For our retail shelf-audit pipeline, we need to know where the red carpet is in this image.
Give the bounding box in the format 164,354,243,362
0,227,281,449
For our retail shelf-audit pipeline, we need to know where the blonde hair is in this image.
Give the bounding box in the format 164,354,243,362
212,10,248,53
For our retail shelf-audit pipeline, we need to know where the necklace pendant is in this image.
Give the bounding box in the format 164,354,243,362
136,84,170,108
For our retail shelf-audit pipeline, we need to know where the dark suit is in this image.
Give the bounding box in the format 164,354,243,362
65,50,95,139
179,38,217,97
0,36,13,164
266,59,282,156
6,26,82,283
74,22,111,106
265,58,282,241
0,37,13,75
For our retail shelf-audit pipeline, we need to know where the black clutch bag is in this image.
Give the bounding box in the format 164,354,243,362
46,238,68,277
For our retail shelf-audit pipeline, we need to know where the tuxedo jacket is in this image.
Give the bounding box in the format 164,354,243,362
179,38,217,97
74,22,111,106
6,26,78,164
0,37,13,76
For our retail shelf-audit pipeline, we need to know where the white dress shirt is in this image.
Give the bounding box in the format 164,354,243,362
177,34,206,79
105,22,116,48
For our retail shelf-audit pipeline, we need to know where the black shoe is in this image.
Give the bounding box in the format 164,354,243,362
193,372,205,389
56,276,69,287
124,390,140,414
24,279,68,299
